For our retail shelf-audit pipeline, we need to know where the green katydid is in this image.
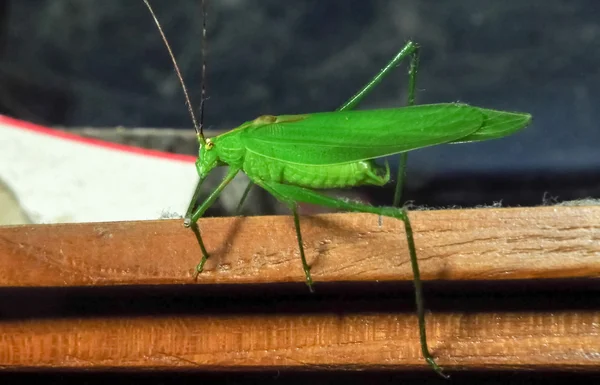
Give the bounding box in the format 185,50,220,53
143,0,531,377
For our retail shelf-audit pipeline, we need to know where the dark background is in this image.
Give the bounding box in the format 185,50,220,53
1,0,599,208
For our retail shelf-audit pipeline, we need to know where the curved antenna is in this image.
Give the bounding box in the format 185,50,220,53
142,0,207,144
199,0,208,140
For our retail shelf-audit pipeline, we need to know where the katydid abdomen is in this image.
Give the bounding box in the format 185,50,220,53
243,151,389,189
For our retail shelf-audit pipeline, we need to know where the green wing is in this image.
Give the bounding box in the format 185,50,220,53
240,103,484,165
449,107,532,143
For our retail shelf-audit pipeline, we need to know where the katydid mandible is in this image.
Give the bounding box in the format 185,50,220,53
143,0,532,378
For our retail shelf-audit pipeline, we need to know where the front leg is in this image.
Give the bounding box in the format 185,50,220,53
184,167,240,278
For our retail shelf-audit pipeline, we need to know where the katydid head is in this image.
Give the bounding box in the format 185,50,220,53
195,137,219,179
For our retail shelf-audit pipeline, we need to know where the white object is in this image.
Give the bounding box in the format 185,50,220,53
0,114,198,224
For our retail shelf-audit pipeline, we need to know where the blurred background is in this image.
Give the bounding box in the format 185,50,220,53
1,0,599,220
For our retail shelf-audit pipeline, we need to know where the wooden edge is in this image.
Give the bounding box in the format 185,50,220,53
0,311,598,370
0,206,599,287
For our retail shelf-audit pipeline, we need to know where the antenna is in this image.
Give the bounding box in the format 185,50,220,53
142,0,207,144
199,0,208,139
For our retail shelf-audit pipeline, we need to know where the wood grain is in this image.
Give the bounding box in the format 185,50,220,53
0,311,598,370
0,206,599,287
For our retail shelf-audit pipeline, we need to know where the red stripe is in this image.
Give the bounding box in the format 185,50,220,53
0,114,196,163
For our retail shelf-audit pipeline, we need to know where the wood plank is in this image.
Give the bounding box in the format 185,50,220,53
1,311,598,370
0,207,598,287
